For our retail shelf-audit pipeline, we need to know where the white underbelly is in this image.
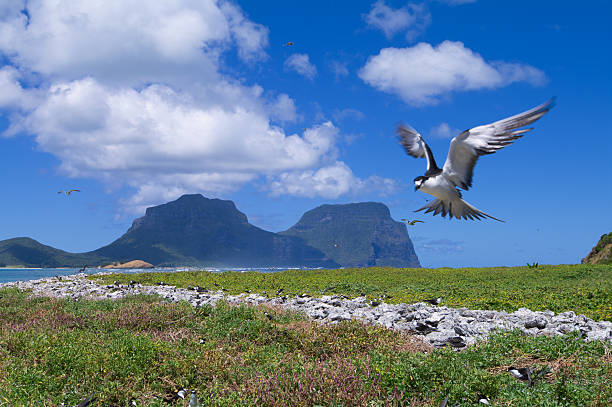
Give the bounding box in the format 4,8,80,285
420,175,459,200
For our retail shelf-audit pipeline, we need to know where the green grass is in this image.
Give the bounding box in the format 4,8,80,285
0,288,610,406
92,264,612,321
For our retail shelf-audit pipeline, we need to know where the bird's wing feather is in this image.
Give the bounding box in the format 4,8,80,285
397,124,426,158
415,197,504,222
398,125,438,173
442,98,555,190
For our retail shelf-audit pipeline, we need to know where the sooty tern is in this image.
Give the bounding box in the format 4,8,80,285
398,99,555,221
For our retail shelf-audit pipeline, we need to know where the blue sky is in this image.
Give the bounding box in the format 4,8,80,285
0,0,610,268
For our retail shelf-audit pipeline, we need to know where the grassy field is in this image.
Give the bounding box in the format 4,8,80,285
0,287,610,406
93,264,612,321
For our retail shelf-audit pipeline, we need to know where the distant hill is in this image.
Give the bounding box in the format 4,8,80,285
90,194,338,268
0,237,107,268
582,232,612,265
0,196,421,268
280,202,420,268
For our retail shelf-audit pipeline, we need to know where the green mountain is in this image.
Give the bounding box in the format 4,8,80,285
280,202,420,268
90,194,338,268
0,237,108,268
582,232,612,265
0,196,421,268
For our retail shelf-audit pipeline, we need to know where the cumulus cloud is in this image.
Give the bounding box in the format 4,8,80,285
359,41,547,105
0,0,387,211
0,66,37,110
268,161,397,199
364,1,430,41
267,93,299,123
24,79,341,200
284,53,317,80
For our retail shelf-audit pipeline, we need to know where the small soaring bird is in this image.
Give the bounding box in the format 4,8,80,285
398,99,554,221
58,189,81,195
401,219,424,225
283,42,294,47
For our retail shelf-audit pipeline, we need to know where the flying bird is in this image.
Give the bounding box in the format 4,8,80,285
401,219,424,225
58,189,81,195
398,99,555,221
283,41,294,47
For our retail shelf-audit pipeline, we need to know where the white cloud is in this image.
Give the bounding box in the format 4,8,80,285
333,108,365,123
24,78,339,182
0,0,267,87
268,161,397,199
0,66,37,110
0,1,375,210
0,0,392,211
364,1,430,41
330,61,349,79
284,53,317,80
267,93,298,123
219,1,269,62
359,41,547,105
429,122,460,139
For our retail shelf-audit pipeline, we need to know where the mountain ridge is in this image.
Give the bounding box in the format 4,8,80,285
0,195,420,268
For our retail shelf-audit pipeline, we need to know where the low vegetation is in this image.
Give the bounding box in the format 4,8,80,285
94,264,612,321
583,232,612,265
0,288,610,406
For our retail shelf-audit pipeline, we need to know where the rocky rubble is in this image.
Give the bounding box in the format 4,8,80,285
3,273,611,349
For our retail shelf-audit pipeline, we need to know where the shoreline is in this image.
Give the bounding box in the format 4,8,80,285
1,272,611,349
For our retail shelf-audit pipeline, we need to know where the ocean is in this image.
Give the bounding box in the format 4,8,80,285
0,266,311,284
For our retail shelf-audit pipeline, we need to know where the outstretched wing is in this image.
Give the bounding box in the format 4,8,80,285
442,98,555,190
397,125,440,174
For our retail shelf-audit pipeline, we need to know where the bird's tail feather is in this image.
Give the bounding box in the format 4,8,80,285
415,198,504,222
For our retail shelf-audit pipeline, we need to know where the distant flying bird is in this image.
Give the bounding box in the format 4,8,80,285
398,99,555,221
58,189,81,195
401,219,424,225
283,42,294,46
78,265,87,273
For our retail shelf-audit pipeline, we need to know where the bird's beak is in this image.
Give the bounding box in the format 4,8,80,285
414,185,419,191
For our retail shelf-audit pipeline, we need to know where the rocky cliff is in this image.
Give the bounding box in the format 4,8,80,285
582,232,612,265
280,202,420,268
